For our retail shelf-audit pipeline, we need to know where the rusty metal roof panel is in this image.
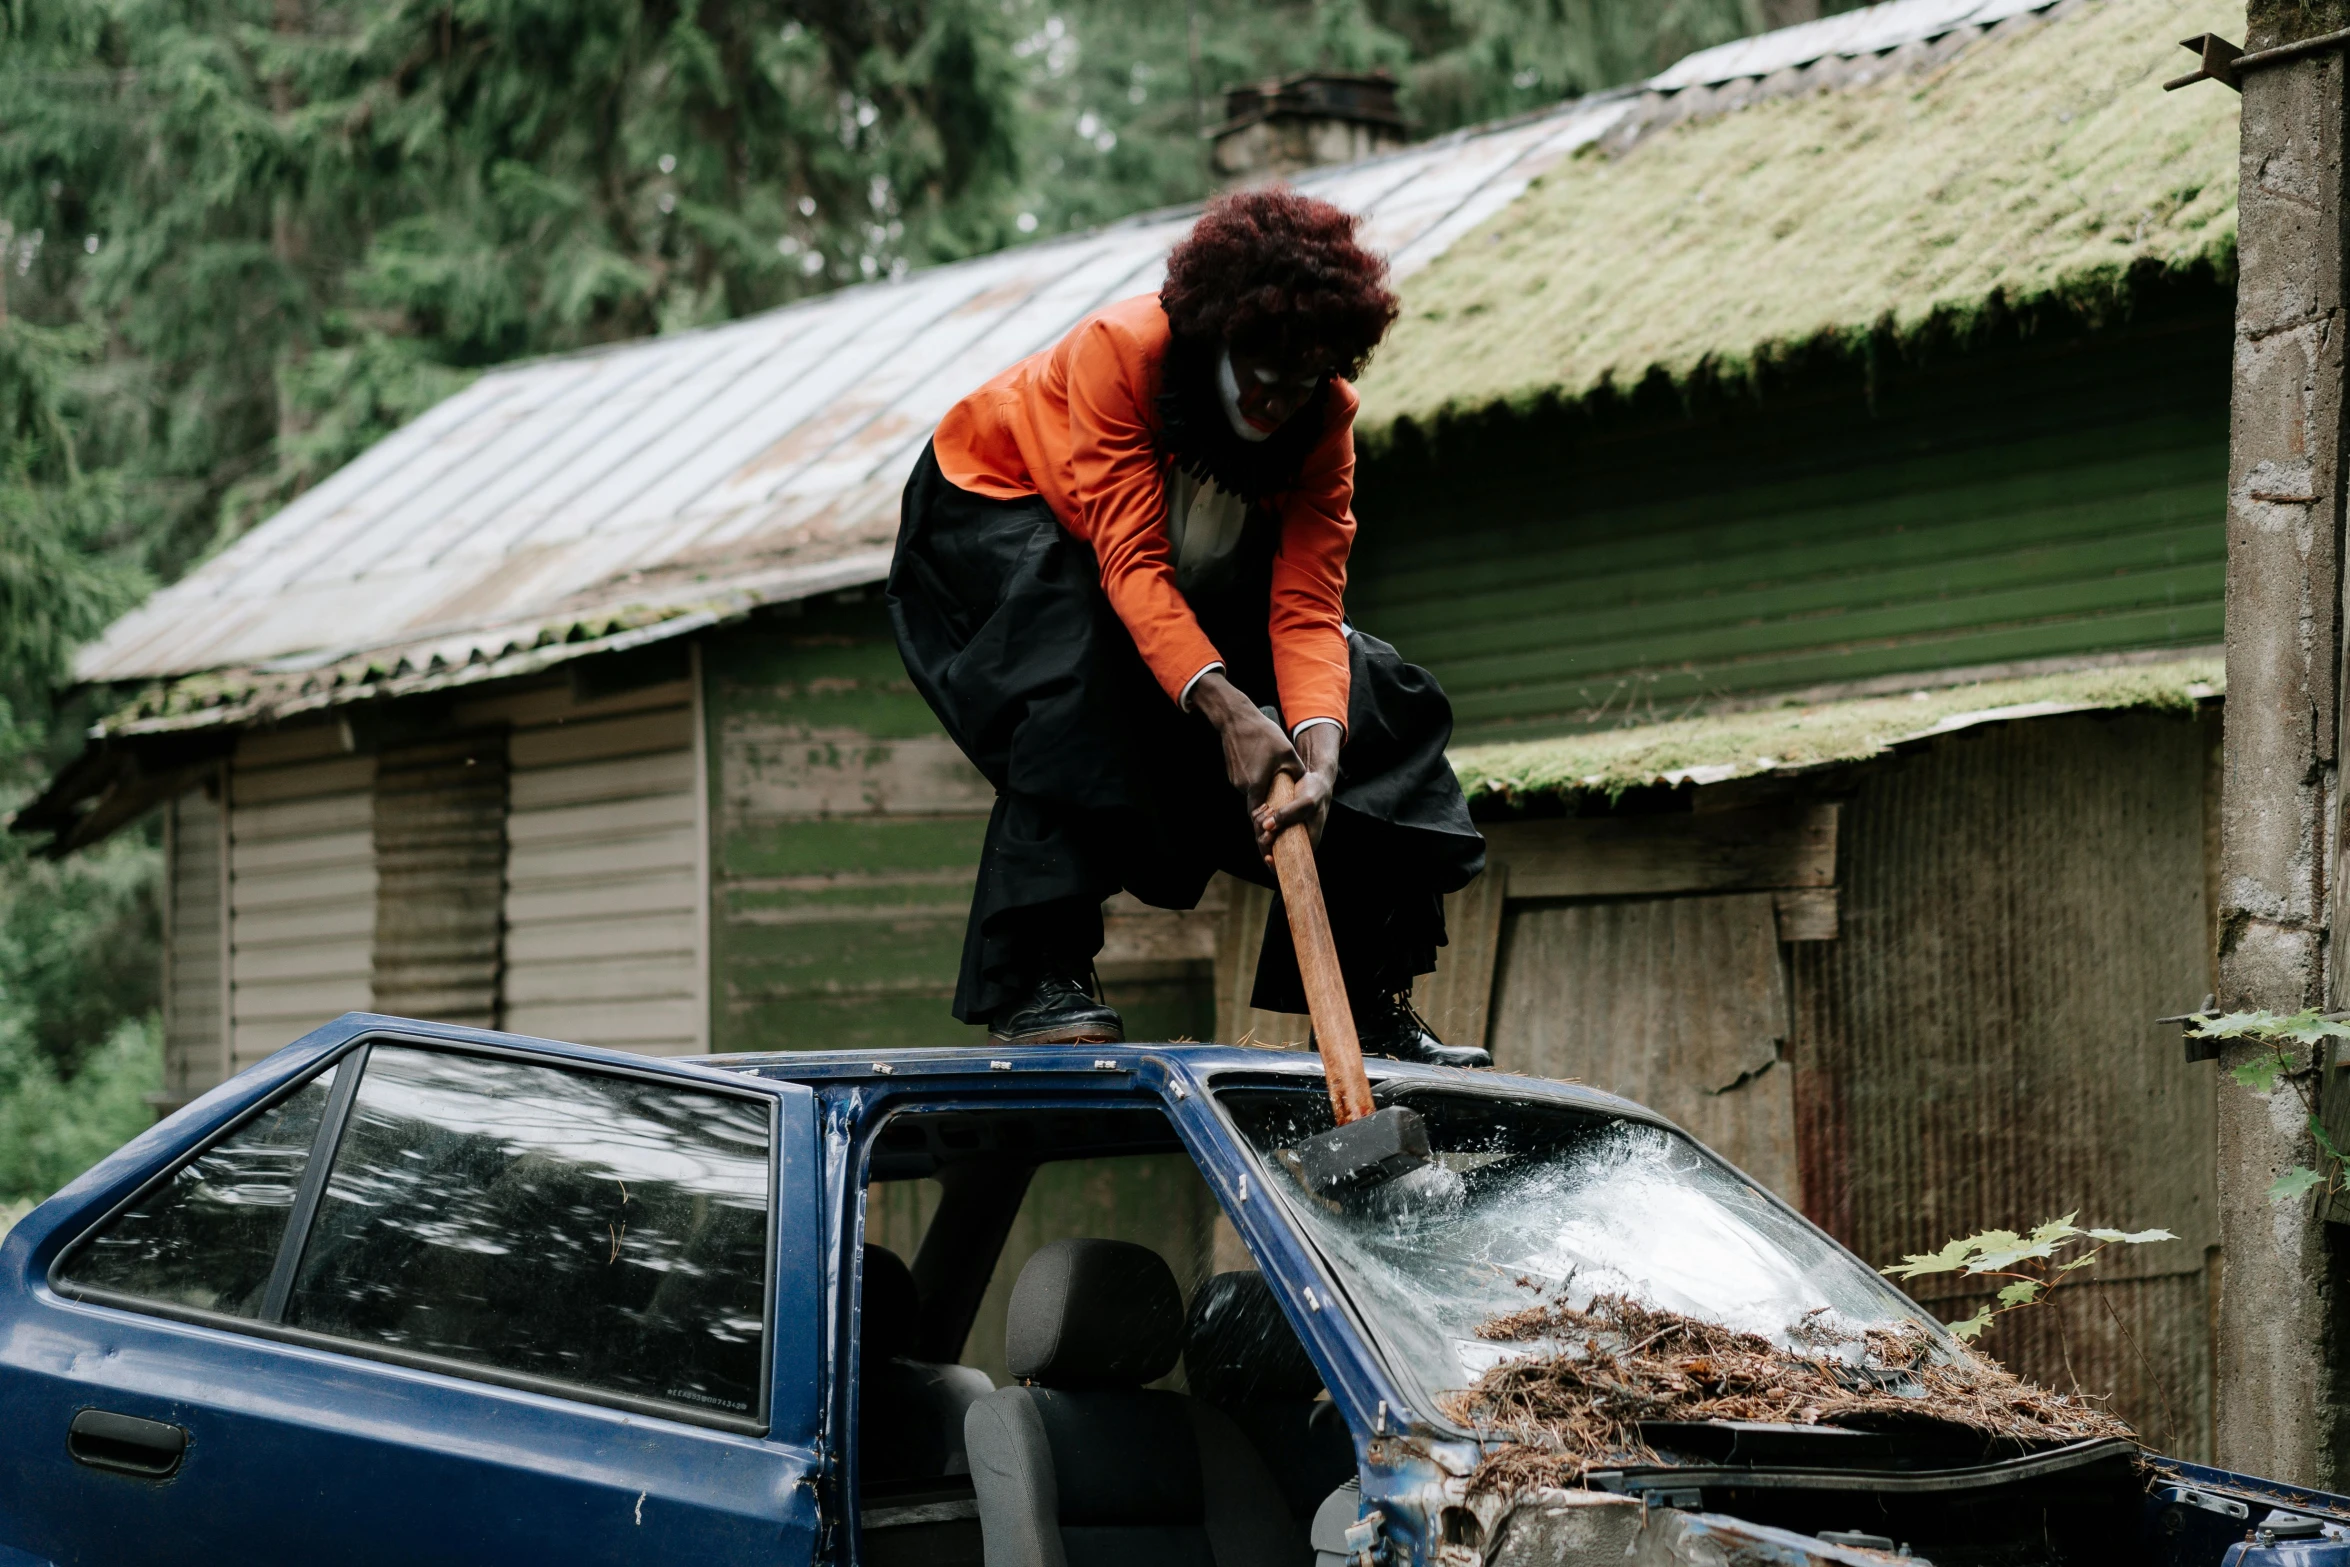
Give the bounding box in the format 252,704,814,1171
68,77,1647,715
1369,103,1637,276
695,230,1180,544
1649,0,2055,89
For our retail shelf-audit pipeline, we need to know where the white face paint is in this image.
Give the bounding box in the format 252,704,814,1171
1217,349,1272,444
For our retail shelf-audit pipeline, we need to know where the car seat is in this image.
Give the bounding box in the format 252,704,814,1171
964,1238,1306,1567
861,1244,994,1483
1182,1271,1356,1524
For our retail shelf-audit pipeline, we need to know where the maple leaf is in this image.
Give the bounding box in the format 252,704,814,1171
2190,1009,2350,1044
1947,1308,1994,1342
2270,1165,2327,1203
2086,1228,2178,1246
1997,1280,2042,1307
2232,1051,2295,1094
1967,1236,2060,1273
1881,1236,1980,1278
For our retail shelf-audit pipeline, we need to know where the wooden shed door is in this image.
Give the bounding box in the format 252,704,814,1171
1487,892,1799,1203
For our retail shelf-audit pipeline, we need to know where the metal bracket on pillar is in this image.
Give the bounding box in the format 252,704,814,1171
2160,995,2223,1062
2167,28,2350,92
2167,34,2243,91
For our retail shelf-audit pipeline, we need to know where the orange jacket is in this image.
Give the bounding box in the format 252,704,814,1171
932,294,1355,733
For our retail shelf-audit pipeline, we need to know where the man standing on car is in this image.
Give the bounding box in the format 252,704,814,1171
887,187,1488,1067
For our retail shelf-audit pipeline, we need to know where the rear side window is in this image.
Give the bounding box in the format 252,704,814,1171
282,1046,772,1417
59,1065,338,1317
58,1042,775,1425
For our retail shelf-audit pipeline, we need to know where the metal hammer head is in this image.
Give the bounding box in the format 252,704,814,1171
1295,1104,1432,1198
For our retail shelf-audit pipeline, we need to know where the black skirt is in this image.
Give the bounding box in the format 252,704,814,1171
886,444,1485,1024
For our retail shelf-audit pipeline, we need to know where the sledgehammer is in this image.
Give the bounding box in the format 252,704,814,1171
1262,772,1434,1199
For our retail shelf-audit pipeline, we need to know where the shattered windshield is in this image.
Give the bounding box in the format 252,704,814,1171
1217,1084,1944,1422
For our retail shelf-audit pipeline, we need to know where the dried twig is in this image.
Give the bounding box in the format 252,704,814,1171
1438,1293,2132,1495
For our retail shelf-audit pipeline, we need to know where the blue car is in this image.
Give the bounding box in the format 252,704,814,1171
0,1013,2339,1567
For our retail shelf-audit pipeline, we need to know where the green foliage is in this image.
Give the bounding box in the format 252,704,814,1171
0,826,160,1076
0,1015,161,1204
2193,1008,2350,1046
0,814,161,1205
2271,1166,2327,1202
2186,1009,2350,1208
2,0,1030,572
2229,1049,2295,1094
1882,1213,2178,1343
0,315,150,765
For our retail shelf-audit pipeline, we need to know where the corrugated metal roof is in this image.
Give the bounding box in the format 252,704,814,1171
76,0,2066,732
1362,0,2220,428
81,100,1636,718
1649,0,2056,89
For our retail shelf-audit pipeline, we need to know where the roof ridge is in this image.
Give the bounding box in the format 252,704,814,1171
1651,0,2061,91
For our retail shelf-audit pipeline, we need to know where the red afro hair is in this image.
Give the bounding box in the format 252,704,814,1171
1159,187,1398,380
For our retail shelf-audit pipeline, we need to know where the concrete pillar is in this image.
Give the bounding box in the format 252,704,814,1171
2217,0,2350,1487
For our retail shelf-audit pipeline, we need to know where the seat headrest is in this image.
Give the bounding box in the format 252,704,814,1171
862,1244,920,1360
1183,1270,1324,1403
1006,1238,1183,1388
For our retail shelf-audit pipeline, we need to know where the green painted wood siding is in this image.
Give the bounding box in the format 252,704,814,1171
702,603,1217,1053
704,603,991,1054
1350,317,2232,742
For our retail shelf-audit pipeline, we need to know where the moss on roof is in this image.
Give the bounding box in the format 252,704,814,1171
1361,0,2242,430
1449,656,2221,801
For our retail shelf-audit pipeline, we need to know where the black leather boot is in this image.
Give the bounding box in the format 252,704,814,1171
987,972,1124,1047
1353,991,1490,1069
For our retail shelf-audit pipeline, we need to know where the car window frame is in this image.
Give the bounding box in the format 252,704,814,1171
48,1029,785,1436
839,1085,1205,1546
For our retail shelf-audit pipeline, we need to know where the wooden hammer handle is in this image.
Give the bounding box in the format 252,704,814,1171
1265,773,1376,1126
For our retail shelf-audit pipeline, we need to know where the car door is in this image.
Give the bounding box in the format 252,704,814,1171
0,1021,825,1567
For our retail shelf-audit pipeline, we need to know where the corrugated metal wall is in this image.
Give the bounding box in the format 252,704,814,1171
1488,891,1800,1201
1788,709,2217,1457
226,728,377,1074
371,734,509,1029
1352,320,2231,740
492,677,705,1054
160,777,228,1105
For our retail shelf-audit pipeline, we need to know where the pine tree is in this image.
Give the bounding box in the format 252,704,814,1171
0,0,1026,1123
0,0,1026,577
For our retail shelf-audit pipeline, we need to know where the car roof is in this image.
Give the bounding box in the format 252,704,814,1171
308,1017,1669,1128
691,1040,1669,1124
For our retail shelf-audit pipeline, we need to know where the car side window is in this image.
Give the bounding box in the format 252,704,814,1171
58,1064,340,1317
281,1045,773,1420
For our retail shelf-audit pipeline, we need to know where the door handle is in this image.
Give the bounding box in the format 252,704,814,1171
68,1409,187,1478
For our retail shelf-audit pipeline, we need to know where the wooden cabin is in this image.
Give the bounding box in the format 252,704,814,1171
18,0,2240,1455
